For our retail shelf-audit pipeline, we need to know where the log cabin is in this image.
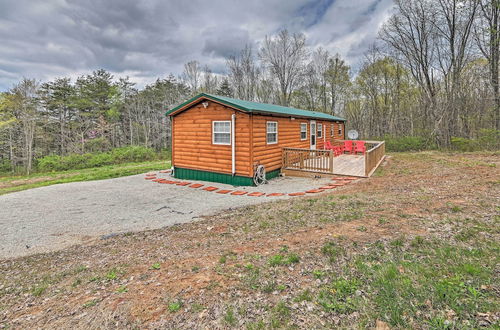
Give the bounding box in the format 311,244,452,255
165,93,346,186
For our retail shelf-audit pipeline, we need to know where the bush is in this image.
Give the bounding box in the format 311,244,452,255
450,137,477,152
476,129,500,150
110,146,156,163
384,136,435,152
451,129,499,152
0,159,12,173
36,146,162,172
38,155,63,171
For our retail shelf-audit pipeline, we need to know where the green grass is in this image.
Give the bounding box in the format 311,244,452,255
0,160,170,195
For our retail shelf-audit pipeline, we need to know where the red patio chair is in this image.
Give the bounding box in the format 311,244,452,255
354,140,366,155
343,140,354,154
324,140,334,150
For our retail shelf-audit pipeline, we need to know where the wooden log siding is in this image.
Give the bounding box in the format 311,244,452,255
365,141,385,176
252,115,310,173
282,147,334,173
172,102,252,177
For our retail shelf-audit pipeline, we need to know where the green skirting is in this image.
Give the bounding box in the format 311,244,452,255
173,167,280,186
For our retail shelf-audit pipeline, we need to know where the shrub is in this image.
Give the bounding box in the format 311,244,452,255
450,137,477,152
0,159,12,173
38,155,63,171
110,146,156,163
36,146,162,172
476,129,500,150
384,136,434,152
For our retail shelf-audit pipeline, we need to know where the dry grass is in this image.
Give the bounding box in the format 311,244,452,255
0,151,498,329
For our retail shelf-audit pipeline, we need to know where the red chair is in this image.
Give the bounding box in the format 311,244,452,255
333,146,343,157
324,141,334,150
354,140,366,155
344,140,354,154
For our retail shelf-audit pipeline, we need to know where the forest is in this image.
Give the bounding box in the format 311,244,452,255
0,0,499,174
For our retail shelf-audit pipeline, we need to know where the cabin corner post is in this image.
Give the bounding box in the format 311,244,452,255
231,113,236,176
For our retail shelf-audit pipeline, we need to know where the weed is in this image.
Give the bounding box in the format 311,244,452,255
357,226,367,232
411,236,424,247
294,289,313,302
82,299,98,308
321,241,344,262
378,218,388,224
116,286,128,293
192,266,200,272
191,303,205,313
270,301,291,328
223,307,237,326
151,263,161,270
268,255,284,267
168,300,183,312
32,284,48,297
313,270,325,279
106,268,118,280
219,256,227,264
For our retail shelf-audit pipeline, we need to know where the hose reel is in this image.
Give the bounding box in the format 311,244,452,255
253,164,267,186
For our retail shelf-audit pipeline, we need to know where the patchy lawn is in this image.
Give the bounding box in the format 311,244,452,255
0,152,498,329
0,160,170,195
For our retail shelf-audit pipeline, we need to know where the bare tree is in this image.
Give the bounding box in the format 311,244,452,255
259,30,308,106
325,53,351,116
182,61,201,94
227,45,259,100
11,79,40,174
476,0,500,129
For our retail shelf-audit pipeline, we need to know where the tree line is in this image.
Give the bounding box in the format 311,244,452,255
1,0,499,174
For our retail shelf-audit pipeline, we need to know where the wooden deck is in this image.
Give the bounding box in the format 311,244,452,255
287,154,365,177
282,141,385,178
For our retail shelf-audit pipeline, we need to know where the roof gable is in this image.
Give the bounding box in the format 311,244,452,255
166,93,346,122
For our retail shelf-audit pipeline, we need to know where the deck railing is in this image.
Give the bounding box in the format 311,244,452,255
364,140,385,176
282,147,334,173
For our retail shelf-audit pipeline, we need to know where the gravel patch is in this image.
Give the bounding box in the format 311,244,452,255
0,172,333,259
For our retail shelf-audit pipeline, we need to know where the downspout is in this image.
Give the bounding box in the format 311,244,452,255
231,113,236,176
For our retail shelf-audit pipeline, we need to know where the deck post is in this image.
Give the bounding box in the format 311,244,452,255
329,150,334,173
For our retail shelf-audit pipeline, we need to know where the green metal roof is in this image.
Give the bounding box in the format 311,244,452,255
165,93,346,121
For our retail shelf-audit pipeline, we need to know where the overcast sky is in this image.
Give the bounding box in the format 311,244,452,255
0,0,394,91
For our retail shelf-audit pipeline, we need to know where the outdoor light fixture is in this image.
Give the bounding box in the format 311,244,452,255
202,102,209,108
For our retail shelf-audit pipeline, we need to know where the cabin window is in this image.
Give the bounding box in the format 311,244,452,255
338,123,343,136
212,121,231,145
318,123,322,138
331,124,334,137
266,121,278,144
300,123,307,140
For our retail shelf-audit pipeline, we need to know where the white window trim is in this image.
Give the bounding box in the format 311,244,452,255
331,123,334,137
212,120,231,145
317,123,323,138
338,123,343,136
300,123,307,140
266,121,278,145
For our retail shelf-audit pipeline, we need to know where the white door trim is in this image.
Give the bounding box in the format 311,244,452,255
310,121,316,150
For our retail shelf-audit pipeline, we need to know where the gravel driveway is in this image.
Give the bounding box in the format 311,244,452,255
0,172,333,259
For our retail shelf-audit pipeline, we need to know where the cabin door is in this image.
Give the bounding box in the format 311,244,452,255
310,121,317,150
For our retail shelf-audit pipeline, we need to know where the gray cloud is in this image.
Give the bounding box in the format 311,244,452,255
0,0,393,90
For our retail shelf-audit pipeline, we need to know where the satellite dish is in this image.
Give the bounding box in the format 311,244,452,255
348,130,359,140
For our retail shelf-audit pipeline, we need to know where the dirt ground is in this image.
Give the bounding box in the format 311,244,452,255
0,152,498,329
